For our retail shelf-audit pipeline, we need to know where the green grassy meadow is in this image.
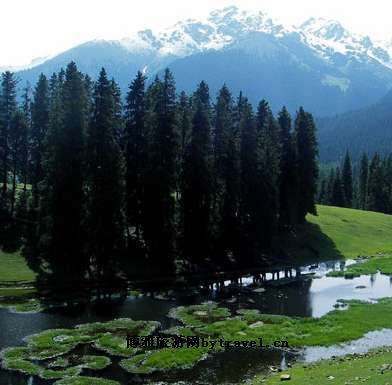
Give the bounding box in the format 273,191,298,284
283,205,392,262
0,250,36,283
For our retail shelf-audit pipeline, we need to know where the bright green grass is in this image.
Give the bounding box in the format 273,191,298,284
251,348,392,385
0,251,36,282
328,255,392,277
285,205,392,261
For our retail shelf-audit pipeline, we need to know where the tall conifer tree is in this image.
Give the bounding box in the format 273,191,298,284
294,108,318,222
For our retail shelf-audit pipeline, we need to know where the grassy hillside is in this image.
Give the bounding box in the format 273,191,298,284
0,251,36,283
283,205,392,261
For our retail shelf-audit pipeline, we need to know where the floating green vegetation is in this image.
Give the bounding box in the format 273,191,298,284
47,355,111,371
88,319,160,357
79,355,111,370
11,299,43,313
120,347,209,374
0,297,43,314
327,255,392,278
2,357,41,375
26,328,93,359
94,333,137,357
199,299,392,348
119,353,154,374
39,366,82,380
54,376,120,385
4,300,392,379
0,318,158,379
251,348,392,385
76,318,158,339
169,302,231,327
0,346,30,360
49,357,71,368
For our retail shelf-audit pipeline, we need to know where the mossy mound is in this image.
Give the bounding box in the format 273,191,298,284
0,317,157,379
1,358,41,375
120,347,208,374
54,376,120,385
0,346,30,360
79,355,111,370
87,319,160,357
26,328,92,359
76,318,158,336
169,302,231,327
39,366,82,380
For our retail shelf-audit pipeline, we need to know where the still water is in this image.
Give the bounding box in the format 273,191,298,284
0,260,391,384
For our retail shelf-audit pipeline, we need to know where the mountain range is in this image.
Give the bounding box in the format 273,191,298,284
12,6,392,117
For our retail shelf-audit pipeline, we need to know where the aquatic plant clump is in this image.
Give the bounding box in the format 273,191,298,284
120,347,209,374
79,355,111,370
54,376,120,385
26,328,93,359
39,366,82,380
88,319,160,357
169,302,231,327
77,318,159,339
0,297,43,314
1,357,41,375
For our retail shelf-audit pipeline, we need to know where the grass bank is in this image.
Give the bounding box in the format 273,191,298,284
0,251,36,283
284,205,392,262
250,348,392,385
328,255,392,277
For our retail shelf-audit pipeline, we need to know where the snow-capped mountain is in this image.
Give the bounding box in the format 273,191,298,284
116,6,392,72
119,6,288,58
14,6,392,116
298,17,392,69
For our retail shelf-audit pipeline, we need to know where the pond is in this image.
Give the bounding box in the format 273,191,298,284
0,259,391,385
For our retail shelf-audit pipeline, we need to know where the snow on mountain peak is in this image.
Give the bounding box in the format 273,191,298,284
120,6,287,57
118,6,392,70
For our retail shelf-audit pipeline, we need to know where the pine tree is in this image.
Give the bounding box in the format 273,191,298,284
87,68,124,278
318,179,327,204
176,92,192,202
125,71,147,247
294,108,319,222
331,168,345,207
359,153,369,210
342,151,353,207
0,72,17,196
9,110,29,217
181,81,213,267
239,99,259,264
31,73,63,271
44,63,88,281
255,100,280,249
143,70,177,273
213,85,231,218
213,86,240,259
367,153,388,213
31,74,50,206
278,106,297,227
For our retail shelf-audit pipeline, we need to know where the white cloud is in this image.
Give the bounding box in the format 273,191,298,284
1,0,391,67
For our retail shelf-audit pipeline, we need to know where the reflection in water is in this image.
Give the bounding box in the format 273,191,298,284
0,260,391,384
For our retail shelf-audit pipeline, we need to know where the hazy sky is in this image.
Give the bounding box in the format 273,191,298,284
1,0,392,67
